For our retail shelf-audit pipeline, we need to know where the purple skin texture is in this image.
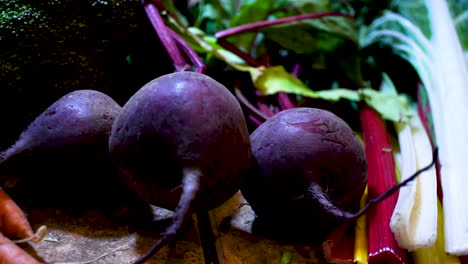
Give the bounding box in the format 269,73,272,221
241,107,367,244
1,90,122,163
108,72,251,263
0,90,125,209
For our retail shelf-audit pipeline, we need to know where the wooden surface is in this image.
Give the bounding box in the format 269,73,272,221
24,206,205,264
13,192,325,264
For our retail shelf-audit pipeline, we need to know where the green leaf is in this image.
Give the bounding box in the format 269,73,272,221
251,66,318,97
249,65,409,122
260,16,357,54
391,0,468,51
454,10,468,50
194,0,236,33
291,0,332,13
361,73,411,122
228,0,279,51
160,0,189,26
231,0,276,26
317,88,361,101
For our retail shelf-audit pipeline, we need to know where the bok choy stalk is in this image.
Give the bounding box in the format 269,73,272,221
361,0,468,255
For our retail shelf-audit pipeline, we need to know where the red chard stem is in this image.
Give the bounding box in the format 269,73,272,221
359,105,408,264
322,222,355,264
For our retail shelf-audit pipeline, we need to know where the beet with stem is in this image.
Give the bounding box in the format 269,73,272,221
241,107,438,245
241,107,366,244
108,71,251,263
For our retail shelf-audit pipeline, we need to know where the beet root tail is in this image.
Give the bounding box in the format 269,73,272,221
308,147,438,221
132,167,201,264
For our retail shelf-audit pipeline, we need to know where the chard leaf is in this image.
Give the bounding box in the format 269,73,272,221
392,0,432,38
361,73,411,122
248,65,409,122
454,10,468,50
250,66,318,97
393,0,468,52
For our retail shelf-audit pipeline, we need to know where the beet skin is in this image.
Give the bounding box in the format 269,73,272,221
109,72,252,263
241,107,367,244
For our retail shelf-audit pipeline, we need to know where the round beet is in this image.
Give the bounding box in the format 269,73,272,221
108,72,251,262
241,107,367,244
0,90,126,209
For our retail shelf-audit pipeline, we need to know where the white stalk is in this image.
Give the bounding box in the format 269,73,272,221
391,114,438,250
364,0,468,255
390,121,418,249
426,0,468,255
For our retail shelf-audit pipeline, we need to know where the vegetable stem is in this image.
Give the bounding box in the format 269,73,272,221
132,167,201,264
215,12,353,39
234,87,270,122
143,1,189,72
307,150,436,222
216,38,263,67
359,105,407,264
168,27,206,73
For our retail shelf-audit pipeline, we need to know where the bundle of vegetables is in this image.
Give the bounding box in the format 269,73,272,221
361,0,468,257
1,0,466,263
141,0,463,263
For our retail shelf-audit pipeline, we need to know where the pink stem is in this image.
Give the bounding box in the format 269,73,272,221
148,0,186,29
234,87,270,122
248,115,265,127
278,93,295,110
291,63,301,77
257,102,275,117
143,1,189,72
168,28,206,73
215,12,353,39
217,38,263,67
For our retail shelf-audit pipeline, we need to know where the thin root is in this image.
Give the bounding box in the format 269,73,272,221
51,242,131,264
11,225,48,244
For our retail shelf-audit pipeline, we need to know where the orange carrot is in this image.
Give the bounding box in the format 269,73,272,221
0,232,40,264
0,188,34,240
